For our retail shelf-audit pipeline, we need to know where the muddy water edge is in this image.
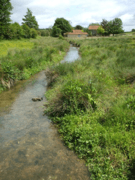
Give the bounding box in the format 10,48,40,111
0,46,90,180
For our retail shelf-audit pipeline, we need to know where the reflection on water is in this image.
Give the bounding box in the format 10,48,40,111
61,46,81,63
0,47,90,180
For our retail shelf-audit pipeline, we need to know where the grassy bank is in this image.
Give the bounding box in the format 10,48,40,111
0,37,69,93
45,36,135,179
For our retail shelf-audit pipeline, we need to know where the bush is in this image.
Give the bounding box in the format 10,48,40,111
30,28,37,38
40,30,50,36
59,34,64,40
10,22,24,39
22,24,31,38
2,23,24,40
51,26,62,37
45,79,97,117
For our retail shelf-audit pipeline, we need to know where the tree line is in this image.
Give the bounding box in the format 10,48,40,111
1,0,125,40
0,0,38,40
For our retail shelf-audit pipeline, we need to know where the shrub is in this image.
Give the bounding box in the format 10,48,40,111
51,26,62,37
22,24,31,38
45,79,97,117
59,35,64,40
40,30,50,36
30,28,37,38
2,23,24,40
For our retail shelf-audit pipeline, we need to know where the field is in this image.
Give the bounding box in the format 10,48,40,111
45,36,135,180
0,37,69,93
0,39,34,57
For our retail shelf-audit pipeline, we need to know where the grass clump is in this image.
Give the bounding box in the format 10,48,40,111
45,36,135,179
45,79,97,117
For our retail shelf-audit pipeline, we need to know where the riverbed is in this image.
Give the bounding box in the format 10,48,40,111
0,46,90,180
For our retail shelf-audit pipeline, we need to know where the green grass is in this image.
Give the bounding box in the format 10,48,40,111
45,36,135,179
0,37,70,93
0,39,34,57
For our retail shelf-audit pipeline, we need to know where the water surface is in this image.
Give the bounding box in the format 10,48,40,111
0,47,89,180
61,45,80,63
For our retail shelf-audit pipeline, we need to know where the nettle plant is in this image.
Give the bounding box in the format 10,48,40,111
45,79,97,117
126,95,135,109
62,80,97,112
1,60,20,80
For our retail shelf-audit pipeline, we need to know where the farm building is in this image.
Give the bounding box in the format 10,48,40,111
64,30,88,38
88,25,100,36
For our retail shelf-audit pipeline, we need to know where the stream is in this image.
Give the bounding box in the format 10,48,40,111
0,46,90,180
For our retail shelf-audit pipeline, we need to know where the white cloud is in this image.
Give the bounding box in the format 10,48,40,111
10,0,135,31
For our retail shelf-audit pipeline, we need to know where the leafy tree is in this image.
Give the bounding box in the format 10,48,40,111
108,18,123,35
97,26,105,35
51,26,62,37
112,18,123,34
101,18,123,36
0,0,13,38
53,18,72,36
75,25,83,30
132,29,135,32
22,8,39,30
101,19,109,35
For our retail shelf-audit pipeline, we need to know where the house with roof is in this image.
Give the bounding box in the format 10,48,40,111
64,30,88,38
88,25,100,36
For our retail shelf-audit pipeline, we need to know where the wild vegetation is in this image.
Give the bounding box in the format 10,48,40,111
0,37,69,93
45,36,135,180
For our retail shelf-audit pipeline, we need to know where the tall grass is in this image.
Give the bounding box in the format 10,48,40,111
45,36,135,179
0,37,69,93
0,39,34,57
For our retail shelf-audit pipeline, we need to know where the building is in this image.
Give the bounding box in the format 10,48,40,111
88,25,100,36
64,30,88,38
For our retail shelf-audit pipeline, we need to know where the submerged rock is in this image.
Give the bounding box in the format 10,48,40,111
32,97,43,102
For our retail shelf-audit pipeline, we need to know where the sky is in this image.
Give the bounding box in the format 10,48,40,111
10,0,135,32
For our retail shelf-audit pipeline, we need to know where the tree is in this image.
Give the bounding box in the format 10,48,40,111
53,18,72,36
75,25,83,30
51,26,62,37
97,26,105,35
101,19,109,35
111,18,123,35
22,8,39,30
108,18,123,35
101,18,123,36
0,0,13,38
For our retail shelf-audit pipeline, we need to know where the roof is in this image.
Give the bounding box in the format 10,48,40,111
65,30,88,35
88,25,100,30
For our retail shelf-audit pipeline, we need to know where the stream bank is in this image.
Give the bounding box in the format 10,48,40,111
0,46,90,180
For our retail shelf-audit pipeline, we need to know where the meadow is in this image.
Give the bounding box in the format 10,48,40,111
0,37,69,93
45,36,135,180
0,39,34,57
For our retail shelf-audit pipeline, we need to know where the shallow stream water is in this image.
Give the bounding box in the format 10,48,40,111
0,46,90,180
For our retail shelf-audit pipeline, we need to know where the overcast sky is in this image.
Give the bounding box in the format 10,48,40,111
10,0,135,31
